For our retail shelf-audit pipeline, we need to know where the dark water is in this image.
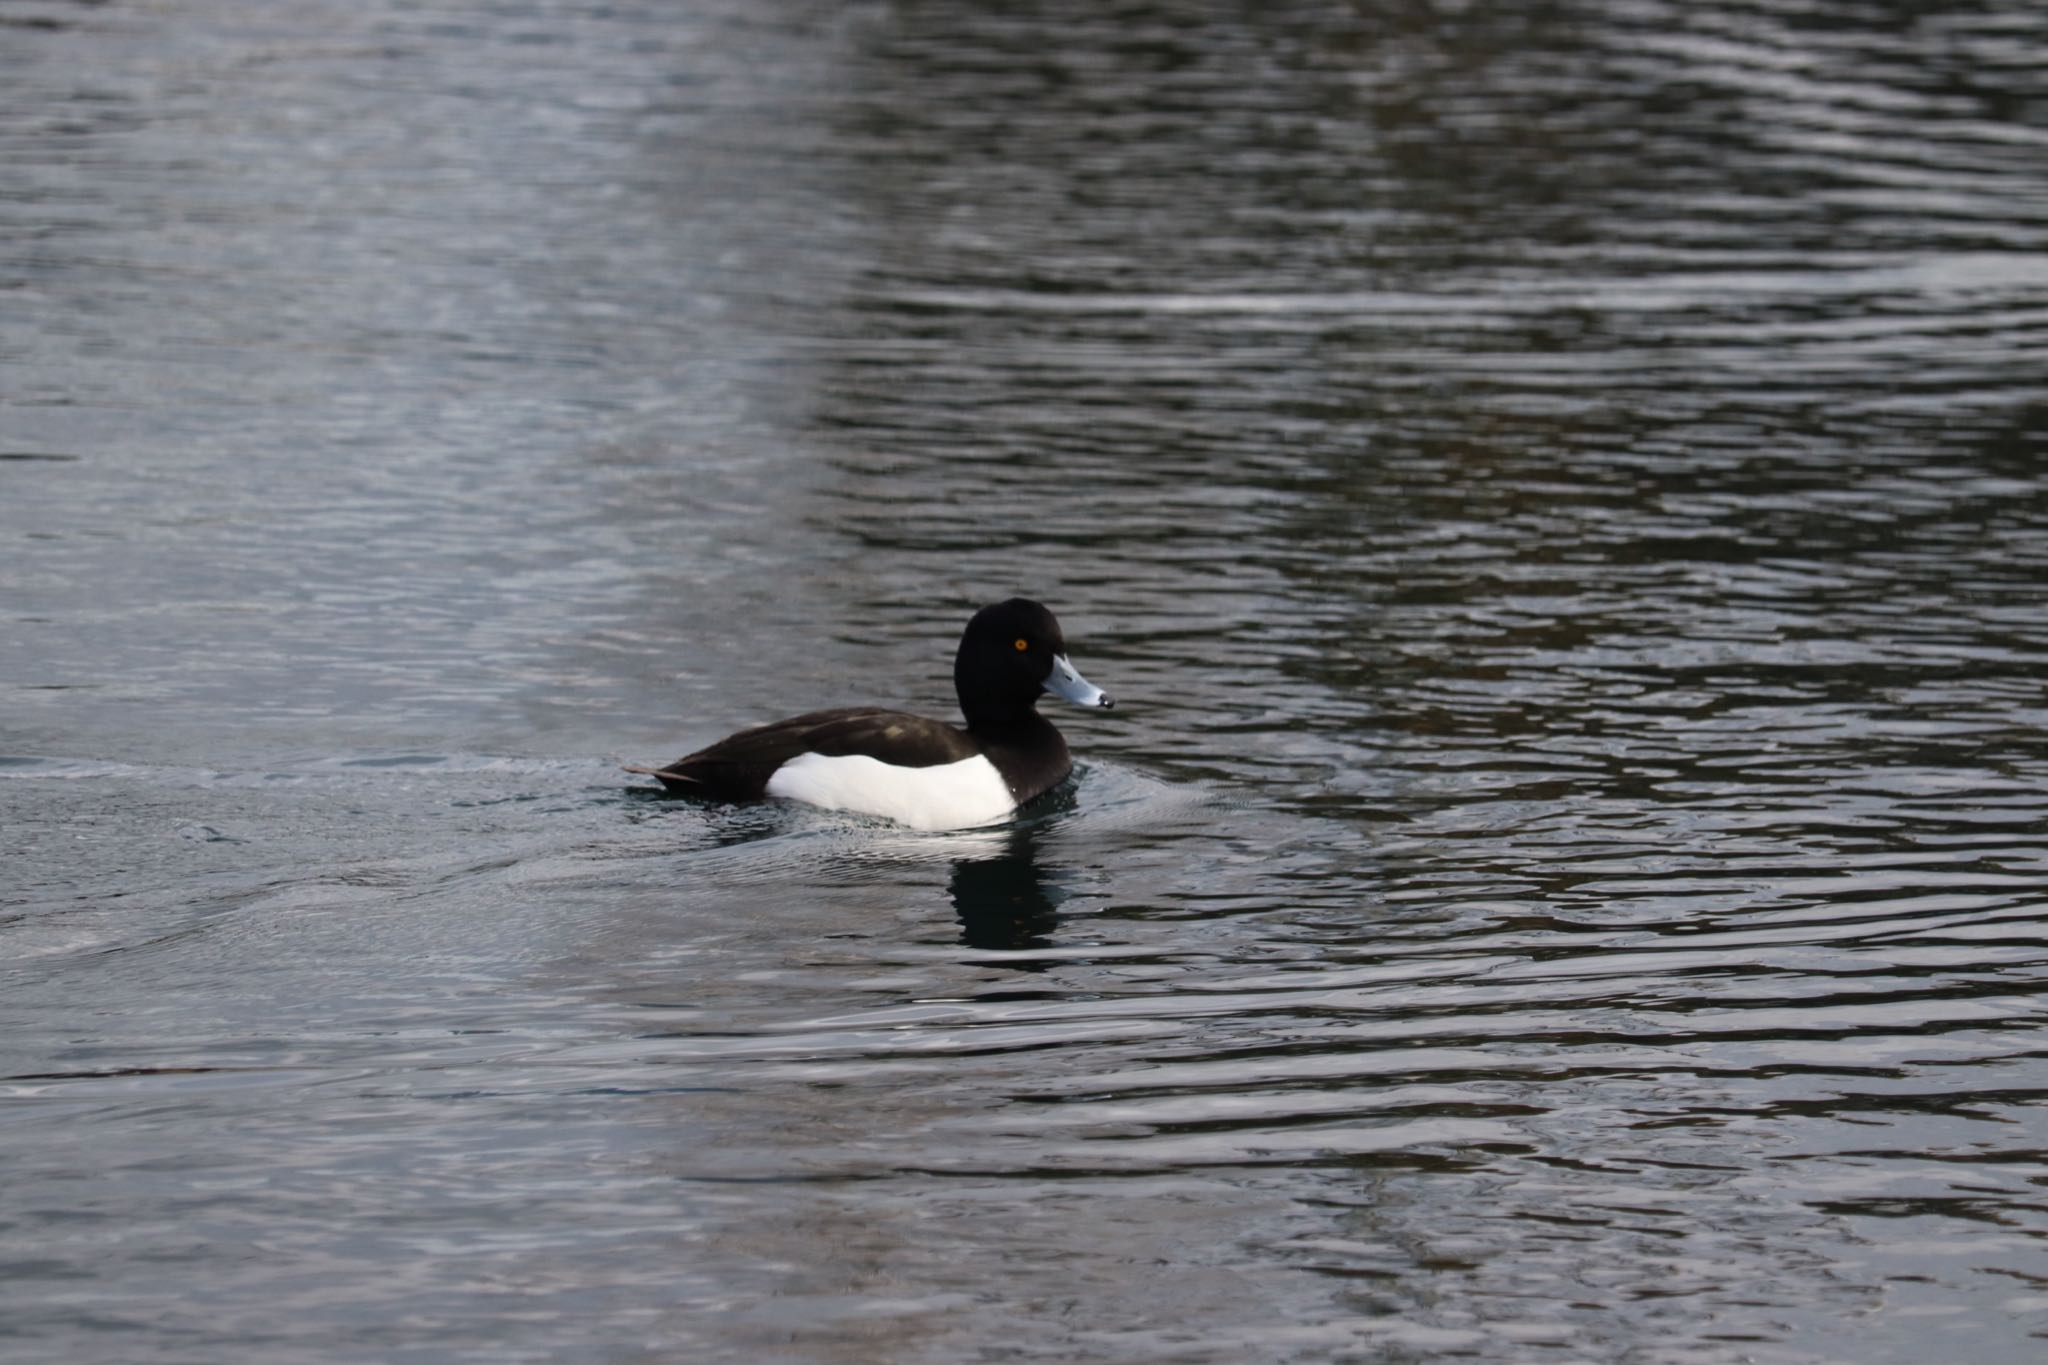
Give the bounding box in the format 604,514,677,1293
6,0,2048,1359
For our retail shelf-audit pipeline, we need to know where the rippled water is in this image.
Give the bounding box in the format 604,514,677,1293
5,1,2048,1360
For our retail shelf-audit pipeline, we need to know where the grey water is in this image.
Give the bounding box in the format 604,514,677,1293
4,0,2047,1360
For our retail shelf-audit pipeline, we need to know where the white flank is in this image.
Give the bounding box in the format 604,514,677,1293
764,752,1016,831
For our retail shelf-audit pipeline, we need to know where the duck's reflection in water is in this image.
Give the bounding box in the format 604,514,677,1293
947,819,1072,952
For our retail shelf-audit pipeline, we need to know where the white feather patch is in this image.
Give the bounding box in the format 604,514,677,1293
764,752,1016,831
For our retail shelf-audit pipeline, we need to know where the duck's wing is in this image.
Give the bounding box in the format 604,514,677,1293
629,708,976,799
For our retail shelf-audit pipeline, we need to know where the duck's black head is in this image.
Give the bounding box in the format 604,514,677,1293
954,598,1114,731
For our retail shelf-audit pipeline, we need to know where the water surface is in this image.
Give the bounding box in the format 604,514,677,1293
5,1,2048,1361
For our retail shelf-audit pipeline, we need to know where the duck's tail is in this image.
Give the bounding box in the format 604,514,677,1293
624,764,698,790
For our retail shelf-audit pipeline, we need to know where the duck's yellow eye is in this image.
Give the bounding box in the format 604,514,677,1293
1014,638,1029,652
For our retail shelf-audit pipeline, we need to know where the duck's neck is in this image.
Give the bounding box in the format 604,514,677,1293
961,700,1051,742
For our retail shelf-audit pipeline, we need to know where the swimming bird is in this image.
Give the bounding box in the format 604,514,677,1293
627,598,1114,830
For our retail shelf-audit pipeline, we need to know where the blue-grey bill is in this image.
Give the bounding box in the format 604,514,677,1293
1047,654,1114,708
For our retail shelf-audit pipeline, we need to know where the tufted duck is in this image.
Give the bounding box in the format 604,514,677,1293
627,599,1114,830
